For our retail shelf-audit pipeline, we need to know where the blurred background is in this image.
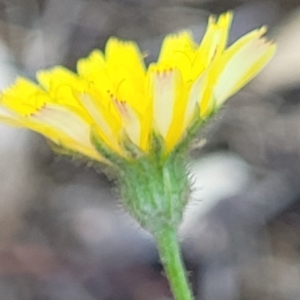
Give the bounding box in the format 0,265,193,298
0,0,300,299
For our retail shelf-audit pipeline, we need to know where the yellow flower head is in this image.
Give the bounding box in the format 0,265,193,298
0,12,275,162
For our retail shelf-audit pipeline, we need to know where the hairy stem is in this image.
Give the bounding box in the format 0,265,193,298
154,228,194,300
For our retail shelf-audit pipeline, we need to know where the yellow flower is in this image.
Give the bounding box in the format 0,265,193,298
0,12,275,162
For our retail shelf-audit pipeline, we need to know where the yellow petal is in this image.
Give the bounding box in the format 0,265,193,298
200,12,233,57
77,49,106,79
77,50,113,99
216,39,275,106
159,31,196,62
29,103,101,160
200,27,275,110
78,93,123,154
37,67,92,120
191,12,233,79
113,100,144,149
183,75,204,127
1,77,48,116
148,66,183,144
37,67,77,91
31,103,89,144
0,94,102,160
105,38,146,93
158,31,196,81
0,106,23,127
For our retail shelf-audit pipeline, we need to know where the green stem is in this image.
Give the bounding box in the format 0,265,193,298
154,228,194,300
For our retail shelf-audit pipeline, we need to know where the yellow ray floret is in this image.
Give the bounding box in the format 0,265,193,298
0,12,275,161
